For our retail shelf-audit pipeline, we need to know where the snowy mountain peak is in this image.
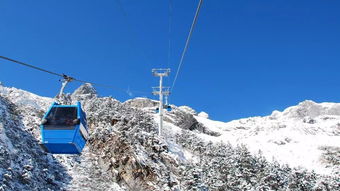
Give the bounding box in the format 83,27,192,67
71,83,97,101
0,85,52,110
177,106,197,115
193,100,340,176
279,100,340,120
198,111,209,119
73,83,97,96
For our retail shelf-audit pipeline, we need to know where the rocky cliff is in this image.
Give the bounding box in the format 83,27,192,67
0,84,339,190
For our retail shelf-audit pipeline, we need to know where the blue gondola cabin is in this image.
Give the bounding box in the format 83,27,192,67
40,102,88,154
165,105,172,112
155,105,172,113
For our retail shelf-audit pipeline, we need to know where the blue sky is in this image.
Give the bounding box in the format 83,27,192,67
1,0,340,121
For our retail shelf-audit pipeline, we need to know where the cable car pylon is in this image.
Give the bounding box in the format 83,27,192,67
152,68,170,136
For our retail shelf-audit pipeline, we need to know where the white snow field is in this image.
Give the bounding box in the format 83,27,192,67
192,100,340,175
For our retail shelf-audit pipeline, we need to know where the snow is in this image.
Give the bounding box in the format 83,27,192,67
0,123,15,154
194,100,340,175
1,84,339,190
150,100,340,175
198,111,209,119
153,114,182,134
0,85,52,110
177,106,197,115
0,100,17,155
182,149,199,163
153,114,191,163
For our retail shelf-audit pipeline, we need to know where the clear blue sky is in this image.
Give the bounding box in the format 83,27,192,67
1,0,340,122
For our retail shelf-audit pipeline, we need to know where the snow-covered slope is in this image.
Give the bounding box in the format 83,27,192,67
194,100,340,176
0,84,339,190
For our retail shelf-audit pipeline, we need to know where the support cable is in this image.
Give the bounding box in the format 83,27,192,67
171,0,203,91
0,55,145,95
0,55,62,77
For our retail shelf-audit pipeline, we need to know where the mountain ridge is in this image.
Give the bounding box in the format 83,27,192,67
0,84,339,190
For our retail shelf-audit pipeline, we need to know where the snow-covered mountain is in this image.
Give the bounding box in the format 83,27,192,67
0,84,339,190
193,100,340,176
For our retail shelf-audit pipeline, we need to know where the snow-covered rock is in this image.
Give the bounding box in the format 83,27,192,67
195,100,340,176
177,106,197,115
282,100,340,119
0,96,70,191
71,83,97,102
123,97,158,109
0,84,339,190
198,111,209,119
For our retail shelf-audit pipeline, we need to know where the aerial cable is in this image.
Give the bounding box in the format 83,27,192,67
171,0,203,91
0,55,63,78
0,55,147,95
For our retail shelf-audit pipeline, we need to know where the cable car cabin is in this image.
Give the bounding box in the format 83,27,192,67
165,105,172,112
155,105,172,113
40,102,88,154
